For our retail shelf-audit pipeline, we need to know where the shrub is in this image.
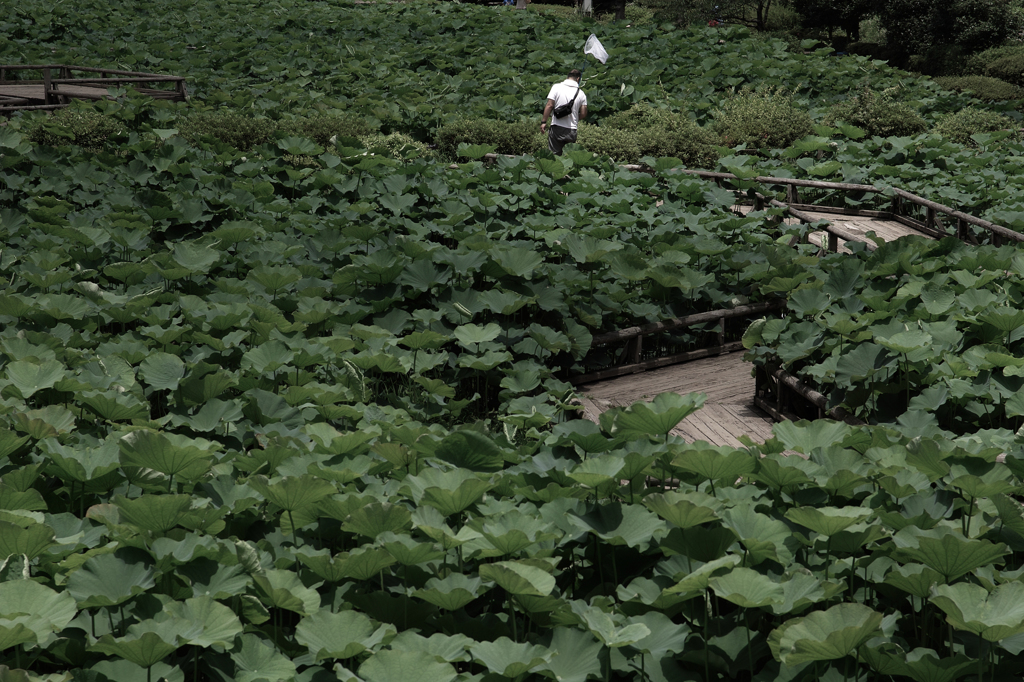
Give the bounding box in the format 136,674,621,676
710,87,814,150
433,119,545,160
933,106,1020,146
963,44,1024,77
984,53,1024,87
822,88,928,137
362,132,434,159
279,114,375,147
24,107,125,149
933,75,1024,101
589,103,720,165
178,111,278,150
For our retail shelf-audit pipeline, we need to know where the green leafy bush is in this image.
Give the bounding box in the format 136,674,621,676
963,44,1024,77
178,111,278,150
581,103,720,165
710,87,814,150
23,107,125,149
822,88,928,137
433,118,545,160
278,114,375,147
933,106,1019,146
362,132,434,159
983,52,1024,87
933,75,1024,101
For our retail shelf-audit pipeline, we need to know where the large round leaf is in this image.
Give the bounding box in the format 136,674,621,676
296,609,390,661
769,603,883,665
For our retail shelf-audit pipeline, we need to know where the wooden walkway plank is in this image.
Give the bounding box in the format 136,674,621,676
577,352,776,448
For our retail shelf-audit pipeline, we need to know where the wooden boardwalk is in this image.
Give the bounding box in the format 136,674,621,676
0,65,187,114
738,206,931,253
576,352,777,448
575,207,937,447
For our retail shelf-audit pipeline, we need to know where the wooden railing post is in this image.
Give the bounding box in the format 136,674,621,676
42,67,51,105
828,231,839,253
926,206,935,231
787,185,799,204
717,318,726,347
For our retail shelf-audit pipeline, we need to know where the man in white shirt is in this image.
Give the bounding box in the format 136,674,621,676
540,69,588,156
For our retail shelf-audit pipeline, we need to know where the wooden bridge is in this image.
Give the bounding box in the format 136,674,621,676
572,172,1021,446
0,65,187,115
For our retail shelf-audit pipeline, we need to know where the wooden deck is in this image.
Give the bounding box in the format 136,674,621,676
574,206,937,448
738,206,935,252
576,352,776,447
0,65,187,114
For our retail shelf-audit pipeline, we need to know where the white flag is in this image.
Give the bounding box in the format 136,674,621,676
584,34,609,64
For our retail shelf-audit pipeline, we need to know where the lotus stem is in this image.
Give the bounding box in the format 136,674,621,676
979,636,985,682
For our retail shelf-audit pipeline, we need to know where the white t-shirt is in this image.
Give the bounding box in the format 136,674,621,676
546,78,587,129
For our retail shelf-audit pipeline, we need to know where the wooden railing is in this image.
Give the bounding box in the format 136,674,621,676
672,170,1023,248
0,64,187,114
570,301,784,384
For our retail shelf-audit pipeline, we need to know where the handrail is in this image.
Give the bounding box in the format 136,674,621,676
572,301,785,384
591,300,783,346
0,65,187,114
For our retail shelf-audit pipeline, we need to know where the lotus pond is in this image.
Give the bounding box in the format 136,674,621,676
5,0,1024,680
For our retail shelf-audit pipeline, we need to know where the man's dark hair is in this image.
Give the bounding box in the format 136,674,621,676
568,69,582,79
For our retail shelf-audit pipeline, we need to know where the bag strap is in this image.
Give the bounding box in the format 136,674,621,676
565,84,580,108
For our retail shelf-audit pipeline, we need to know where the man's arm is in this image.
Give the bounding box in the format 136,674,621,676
540,99,554,133
579,103,588,121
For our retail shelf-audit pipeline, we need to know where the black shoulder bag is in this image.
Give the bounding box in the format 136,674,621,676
552,84,580,119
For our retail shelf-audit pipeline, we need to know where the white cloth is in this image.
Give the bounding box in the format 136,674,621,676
546,78,587,130
584,34,608,63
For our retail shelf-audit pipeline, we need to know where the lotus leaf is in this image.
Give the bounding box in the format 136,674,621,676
231,633,297,682
931,581,1024,642
66,551,156,608
359,648,457,682
252,569,321,615
709,567,785,609
113,495,192,534
414,573,489,611
4,359,66,399
602,392,707,441
894,534,1006,582
769,603,883,665
570,601,651,648
479,561,555,597
0,580,76,643
296,609,391,661
470,636,552,677
89,631,178,670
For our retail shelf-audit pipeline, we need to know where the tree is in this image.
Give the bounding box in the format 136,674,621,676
871,0,1011,60
793,0,873,42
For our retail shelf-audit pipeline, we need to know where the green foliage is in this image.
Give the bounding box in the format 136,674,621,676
362,132,434,159
823,88,928,138
933,106,1019,146
876,0,1012,63
22,107,125,150
177,110,278,150
578,103,720,165
278,114,375,147
983,52,1024,88
710,87,814,150
933,75,1024,101
433,119,544,160
963,44,1024,78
